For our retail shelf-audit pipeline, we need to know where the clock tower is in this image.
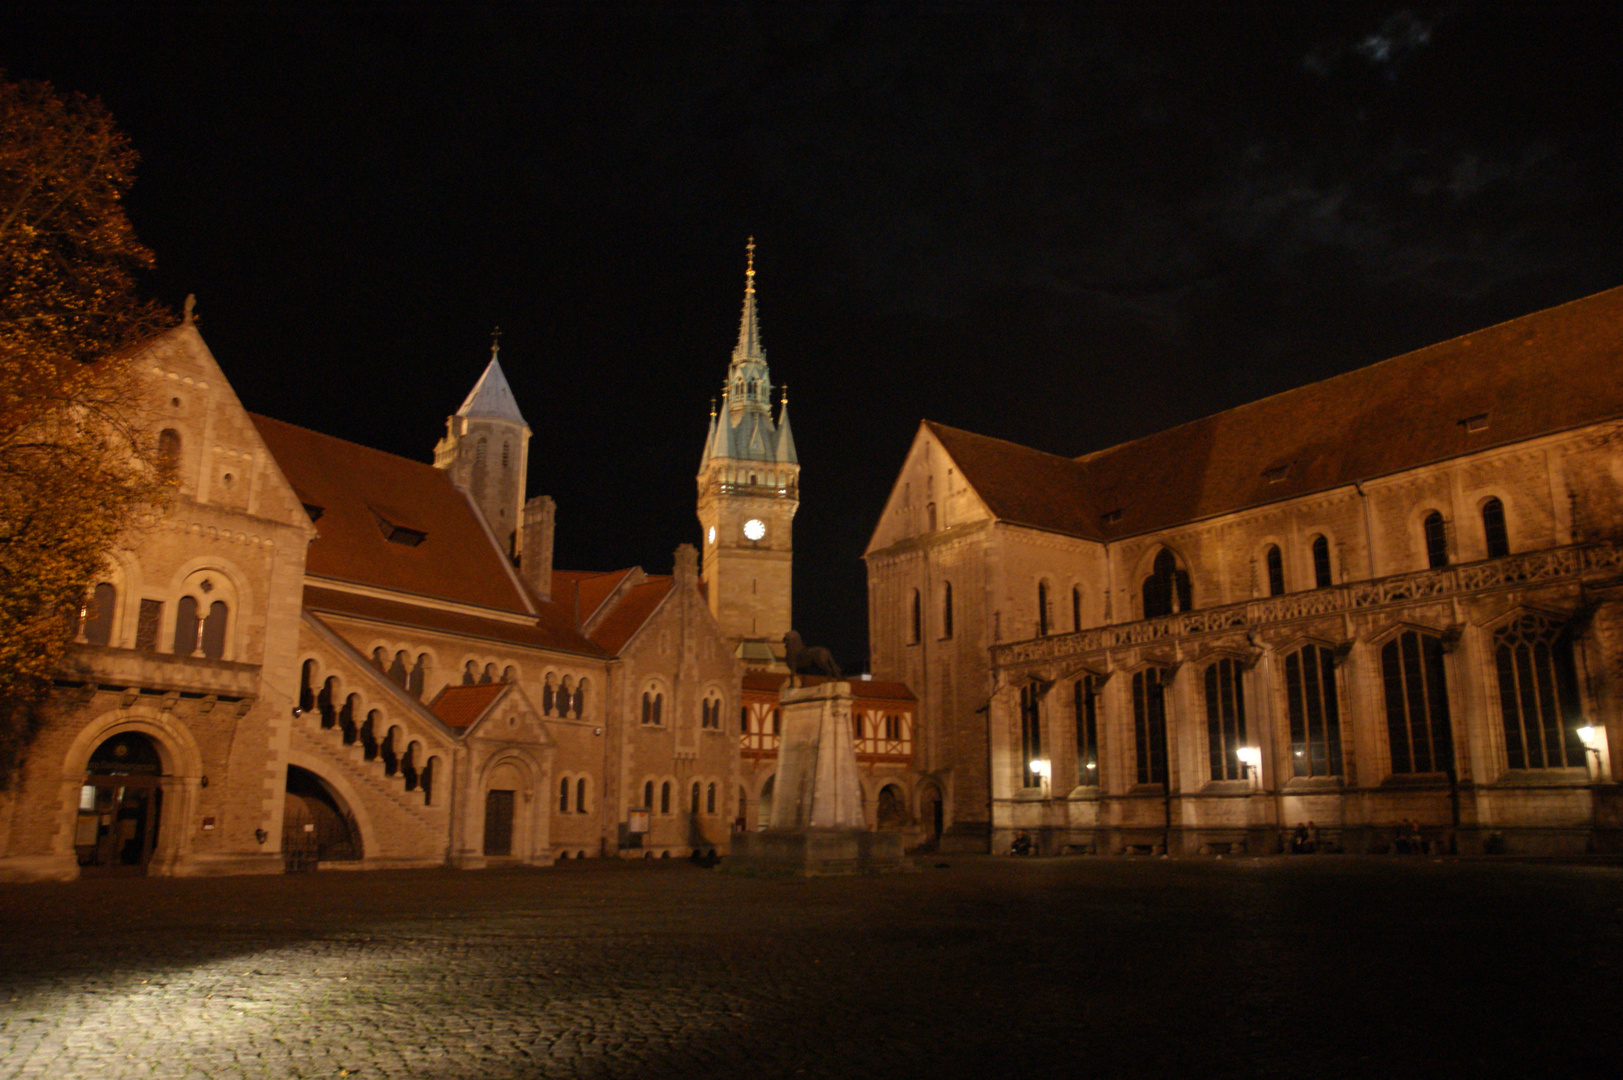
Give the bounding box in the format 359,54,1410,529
697,239,799,666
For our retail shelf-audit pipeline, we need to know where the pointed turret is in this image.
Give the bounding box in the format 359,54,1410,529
435,329,532,557
696,240,801,665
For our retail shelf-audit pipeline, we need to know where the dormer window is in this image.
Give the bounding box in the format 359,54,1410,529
1460,413,1489,433
370,505,427,547
1263,464,1289,484
1101,509,1123,525
302,503,325,522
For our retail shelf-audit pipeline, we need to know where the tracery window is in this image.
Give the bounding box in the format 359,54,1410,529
1284,644,1343,777
1265,545,1285,596
1019,684,1043,788
1074,675,1100,786
1381,630,1455,774
1311,535,1333,588
1132,668,1170,786
1423,511,1449,568
1204,658,1249,781
1494,613,1586,769
1482,498,1510,559
1142,549,1191,619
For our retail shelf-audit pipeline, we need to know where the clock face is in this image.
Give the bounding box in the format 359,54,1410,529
743,518,766,541
707,526,716,545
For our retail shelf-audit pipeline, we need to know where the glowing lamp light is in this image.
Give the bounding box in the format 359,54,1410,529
1235,746,1262,771
1030,758,1052,780
1576,725,1598,749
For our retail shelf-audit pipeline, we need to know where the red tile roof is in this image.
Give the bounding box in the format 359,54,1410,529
304,586,606,658
427,681,509,729
551,567,639,628
253,415,533,613
741,671,916,704
931,286,1623,541
588,578,673,653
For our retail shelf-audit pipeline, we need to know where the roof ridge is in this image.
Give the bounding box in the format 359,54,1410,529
250,413,447,475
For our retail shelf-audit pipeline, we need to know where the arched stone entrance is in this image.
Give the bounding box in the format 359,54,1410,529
282,765,362,871
77,732,164,876
757,774,775,830
918,781,944,850
877,783,908,828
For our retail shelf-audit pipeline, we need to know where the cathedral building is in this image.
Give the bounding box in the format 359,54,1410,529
866,287,1623,855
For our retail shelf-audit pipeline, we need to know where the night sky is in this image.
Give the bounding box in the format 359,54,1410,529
6,2,1621,667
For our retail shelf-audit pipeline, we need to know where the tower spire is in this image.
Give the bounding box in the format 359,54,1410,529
734,237,764,362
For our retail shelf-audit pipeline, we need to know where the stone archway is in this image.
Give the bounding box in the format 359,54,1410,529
282,765,362,871
918,781,944,850
877,783,908,828
77,732,164,876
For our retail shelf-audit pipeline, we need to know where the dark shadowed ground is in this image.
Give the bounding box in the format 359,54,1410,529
2,855,1618,1078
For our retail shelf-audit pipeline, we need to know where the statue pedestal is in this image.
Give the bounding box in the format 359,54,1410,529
727,681,909,876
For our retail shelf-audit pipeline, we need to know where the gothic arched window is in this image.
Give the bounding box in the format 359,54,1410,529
1285,644,1342,777
83,583,116,646
1132,668,1171,785
1423,511,1449,568
1482,498,1510,559
1074,675,1100,786
1265,545,1285,596
942,582,953,640
1311,535,1333,588
1204,658,1249,781
1142,549,1191,618
1019,684,1043,789
1037,580,1051,637
1381,630,1454,774
1494,614,1586,769
910,589,921,644
1072,586,1083,632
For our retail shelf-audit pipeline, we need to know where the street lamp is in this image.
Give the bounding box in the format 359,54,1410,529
1030,758,1051,793
1235,746,1262,788
1576,725,1603,776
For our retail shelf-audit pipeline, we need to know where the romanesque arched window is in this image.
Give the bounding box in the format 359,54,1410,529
300,660,317,713
173,595,200,655
1381,630,1454,774
1019,684,1043,789
157,428,181,482
1204,658,1249,781
691,781,702,815
1072,586,1083,632
560,777,571,813
1423,511,1449,568
388,651,408,686
1285,644,1342,777
1482,498,1510,559
408,654,427,698
1311,535,1333,588
1265,545,1285,596
1494,614,1586,769
82,582,116,646
1142,549,1191,618
1037,580,1051,637
1132,668,1170,785
200,601,228,659
576,777,587,813
1074,675,1099,786
660,780,672,815
643,780,654,809
707,782,716,815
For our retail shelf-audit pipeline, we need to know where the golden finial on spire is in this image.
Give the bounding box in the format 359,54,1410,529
780,383,788,405
745,236,755,293
710,397,717,419
491,325,502,360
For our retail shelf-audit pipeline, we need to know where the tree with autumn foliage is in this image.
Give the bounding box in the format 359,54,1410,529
0,74,172,787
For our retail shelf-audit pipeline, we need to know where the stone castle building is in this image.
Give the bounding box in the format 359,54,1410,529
866,287,1623,855
0,245,926,880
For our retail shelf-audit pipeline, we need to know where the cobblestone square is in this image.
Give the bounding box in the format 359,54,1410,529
2,856,1619,1079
